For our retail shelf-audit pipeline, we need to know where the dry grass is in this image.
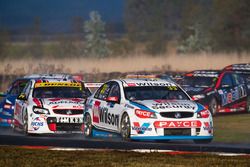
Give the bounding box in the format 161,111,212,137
1,52,250,75
0,146,249,167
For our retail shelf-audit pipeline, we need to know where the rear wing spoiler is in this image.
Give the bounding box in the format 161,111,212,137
84,82,103,94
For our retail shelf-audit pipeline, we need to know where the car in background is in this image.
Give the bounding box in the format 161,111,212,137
223,64,250,112
179,70,249,115
0,73,74,127
83,79,213,143
13,78,89,134
126,73,175,82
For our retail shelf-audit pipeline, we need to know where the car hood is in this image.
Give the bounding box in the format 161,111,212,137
32,98,84,109
181,85,208,96
130,100,203,113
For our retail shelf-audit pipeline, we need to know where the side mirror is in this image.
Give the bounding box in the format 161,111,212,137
17,93,27,101
106,96,119,103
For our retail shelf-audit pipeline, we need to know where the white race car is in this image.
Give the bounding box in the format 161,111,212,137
13,78,89,134
83,79,213,143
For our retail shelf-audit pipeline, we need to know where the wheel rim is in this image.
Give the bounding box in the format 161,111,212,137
84,115,92,136
121,114,130,139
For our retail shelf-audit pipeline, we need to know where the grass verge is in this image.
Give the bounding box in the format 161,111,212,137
213,113,250,143
0,146,249,167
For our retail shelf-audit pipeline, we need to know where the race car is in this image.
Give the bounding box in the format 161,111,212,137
13,78,90,134
83,79,213,143
179,70,249,115
0,73,74,127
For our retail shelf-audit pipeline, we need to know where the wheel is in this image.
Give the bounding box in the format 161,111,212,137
193,139,212,144
246,96,250,113
23,111,30,135
209,98,218,116
120,113,131,141
83,113,93,137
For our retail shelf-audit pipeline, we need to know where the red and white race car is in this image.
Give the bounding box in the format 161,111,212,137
13,78,91,134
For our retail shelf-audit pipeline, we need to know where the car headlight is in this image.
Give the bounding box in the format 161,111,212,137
135,109,157,119
33,106,50,114
192,94,205,101
197,109,210,118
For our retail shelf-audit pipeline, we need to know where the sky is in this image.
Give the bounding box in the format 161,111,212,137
0,0,124,34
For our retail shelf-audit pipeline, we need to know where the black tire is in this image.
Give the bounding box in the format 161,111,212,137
246,96,250,113
193,139,212,144
120,113,131,141
209,98,218,116
83,113,93,137
23,111,30,135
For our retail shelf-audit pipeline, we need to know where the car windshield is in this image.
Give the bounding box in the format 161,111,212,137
124,86,189,101
180,76,217,88
33,87,83,98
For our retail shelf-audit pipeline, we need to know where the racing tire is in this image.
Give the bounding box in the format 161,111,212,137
193,139,212,144
209,98,218,116
246,96,250,113
23,111,30,136
83,113,93,137
120,113,131,141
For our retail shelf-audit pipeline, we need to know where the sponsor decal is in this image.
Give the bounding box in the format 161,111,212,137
125,82,176,87
99,107,119,127
154,120,202,128
35,82,81,89
31,117,44,130
152,101,196,110
135,109,154,118
56,117,83,123
132,122,152,134
220,86,247,106
48,100,84,105
203,122,211,130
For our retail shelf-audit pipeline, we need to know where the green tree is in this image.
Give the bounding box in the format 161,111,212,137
125,0,168,55
178,0,212,53
211,0,250,52
84,11,110,58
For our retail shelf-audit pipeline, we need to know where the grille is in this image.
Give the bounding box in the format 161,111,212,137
160,112,193,118
164,128,191,136
53,109,83,115
55,123,82,131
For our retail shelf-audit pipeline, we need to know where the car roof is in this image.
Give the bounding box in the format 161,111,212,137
223,64,250,74
117,78,177,87
23,73,73,80
185,70,221,78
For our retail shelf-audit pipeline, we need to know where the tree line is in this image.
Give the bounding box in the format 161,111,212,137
1,0,250,59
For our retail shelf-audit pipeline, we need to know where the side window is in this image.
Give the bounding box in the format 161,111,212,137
94,82,112,100
22,81,32,97
221,74,233,88
232,74,245,86
9,80,28,95
9,84,19,96
108,83,120,99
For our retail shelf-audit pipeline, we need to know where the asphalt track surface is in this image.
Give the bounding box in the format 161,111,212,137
0,127,250,154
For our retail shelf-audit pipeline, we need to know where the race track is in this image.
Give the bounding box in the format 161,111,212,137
0,127,249,154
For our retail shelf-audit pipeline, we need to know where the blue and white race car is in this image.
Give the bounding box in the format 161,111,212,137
83,79,213,143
